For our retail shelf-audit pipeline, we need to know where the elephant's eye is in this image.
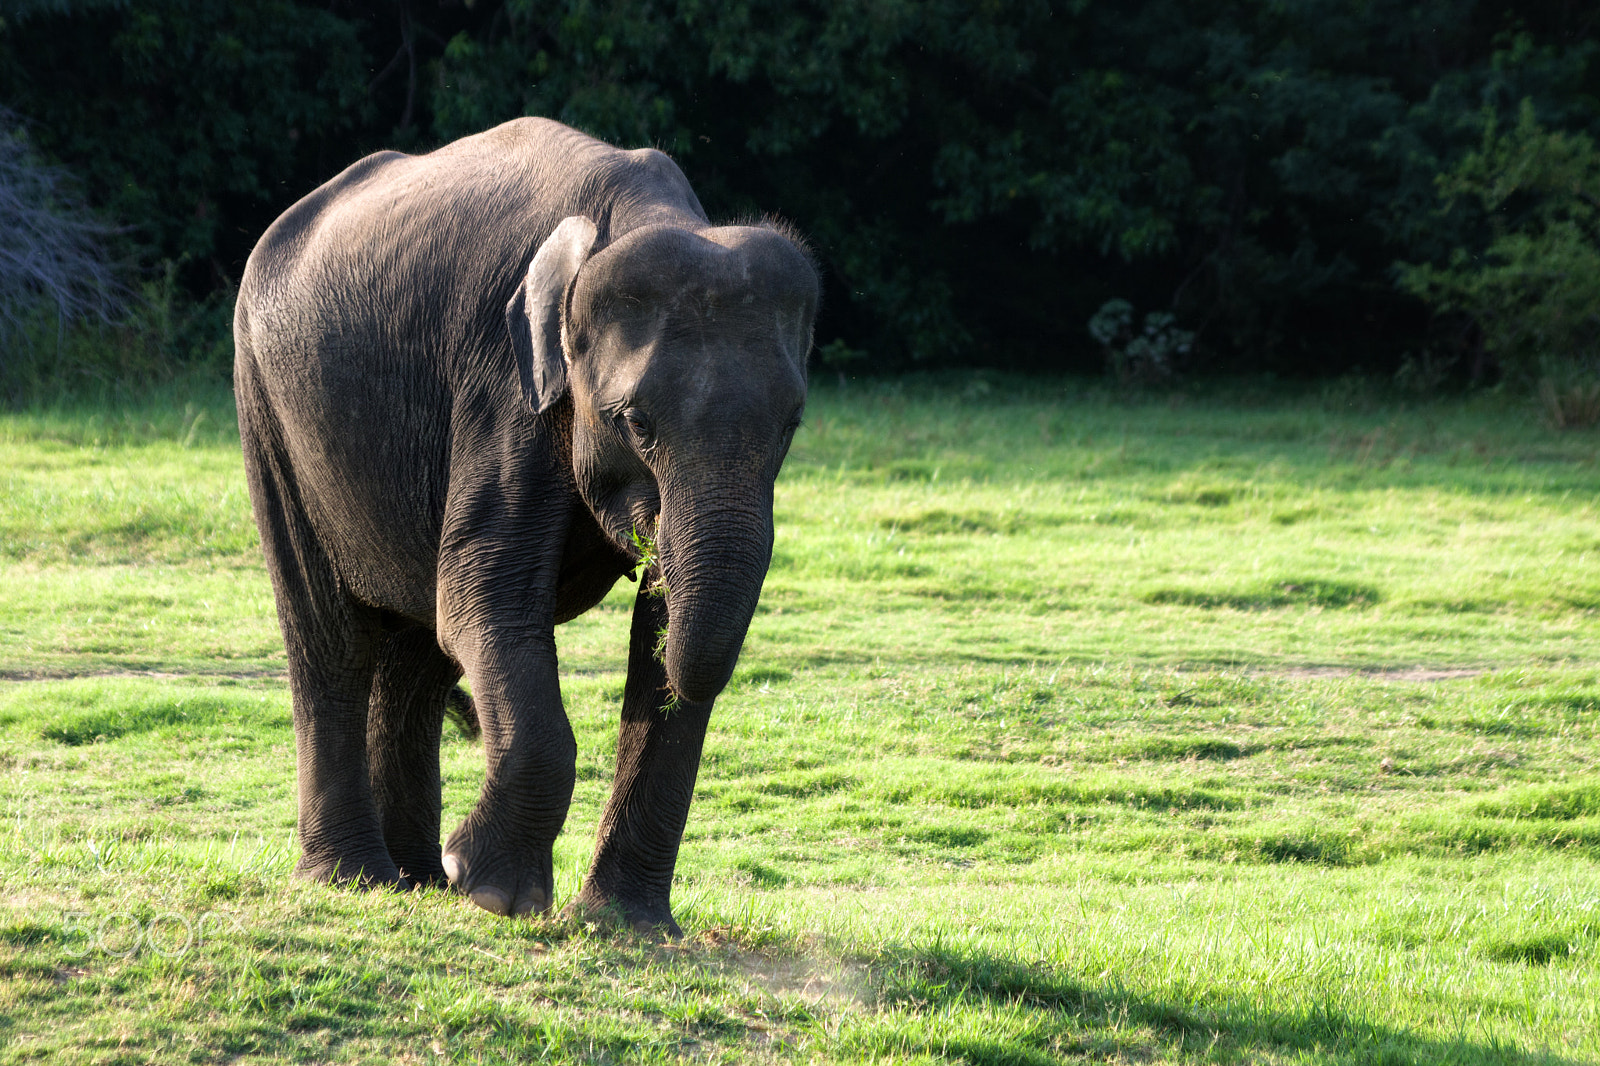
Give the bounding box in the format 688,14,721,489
619,407,654,447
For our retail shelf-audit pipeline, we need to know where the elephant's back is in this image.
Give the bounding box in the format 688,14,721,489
240,120,579,355
240,119,698,343
239,119,707,406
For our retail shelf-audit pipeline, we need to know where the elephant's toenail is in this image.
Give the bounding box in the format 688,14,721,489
441,853,463,885
512,889,549,917
468,886,513,916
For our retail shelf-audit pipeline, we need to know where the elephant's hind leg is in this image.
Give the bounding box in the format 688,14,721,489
368,627,462,886
237,363,398,887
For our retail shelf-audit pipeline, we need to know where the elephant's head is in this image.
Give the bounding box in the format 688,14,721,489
507,215,818,702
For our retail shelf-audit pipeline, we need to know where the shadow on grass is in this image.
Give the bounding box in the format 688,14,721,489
853,942,1579,1065
1143,578,1381,611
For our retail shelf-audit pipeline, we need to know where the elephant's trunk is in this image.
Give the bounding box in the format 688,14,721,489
654,488,774,704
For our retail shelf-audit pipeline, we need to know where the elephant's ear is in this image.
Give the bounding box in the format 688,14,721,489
506,215,598,415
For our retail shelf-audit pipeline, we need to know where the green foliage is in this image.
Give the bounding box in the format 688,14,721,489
1088,299,1194,385
422,2,1600,373
4,1,1599,379
0,0,370,400
0,0,368,286
1398,100,1600,389
0,264,234,406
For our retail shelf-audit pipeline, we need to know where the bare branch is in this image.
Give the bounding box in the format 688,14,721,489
0,107,126,348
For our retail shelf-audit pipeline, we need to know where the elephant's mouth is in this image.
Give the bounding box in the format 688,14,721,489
630,504,660,550
619,508,662,581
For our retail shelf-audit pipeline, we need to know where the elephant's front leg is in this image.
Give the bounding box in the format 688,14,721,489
572,586,713,936
438,619,576,918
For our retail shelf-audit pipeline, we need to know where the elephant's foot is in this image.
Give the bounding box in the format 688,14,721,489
383,835,448,888
391,852,449,889
440,836,554,918
293,850,406,889
566,882,682,938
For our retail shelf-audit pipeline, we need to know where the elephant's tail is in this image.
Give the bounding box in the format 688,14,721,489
445,686,481,740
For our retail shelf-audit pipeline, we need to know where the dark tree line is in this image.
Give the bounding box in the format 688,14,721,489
1,0,1597,380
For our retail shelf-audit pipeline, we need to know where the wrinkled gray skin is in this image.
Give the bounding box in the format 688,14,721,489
234,118,817,935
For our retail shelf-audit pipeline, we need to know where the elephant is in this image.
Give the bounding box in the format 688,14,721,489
233,117,817,935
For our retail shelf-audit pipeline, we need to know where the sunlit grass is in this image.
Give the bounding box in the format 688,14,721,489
0,377,1596,1062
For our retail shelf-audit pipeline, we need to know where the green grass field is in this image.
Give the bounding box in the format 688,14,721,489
1,376,1597,1063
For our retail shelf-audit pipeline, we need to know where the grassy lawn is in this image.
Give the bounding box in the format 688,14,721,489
0,376,1597,1063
